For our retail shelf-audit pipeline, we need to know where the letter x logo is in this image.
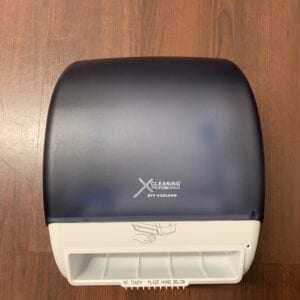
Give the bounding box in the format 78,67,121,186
133,178,154,198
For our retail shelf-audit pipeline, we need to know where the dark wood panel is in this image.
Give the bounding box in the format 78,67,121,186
0,0,299,299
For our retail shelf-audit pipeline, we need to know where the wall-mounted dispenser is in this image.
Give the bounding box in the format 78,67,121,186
43,57,264,288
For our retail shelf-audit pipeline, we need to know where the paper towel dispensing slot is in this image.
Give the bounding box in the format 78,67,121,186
43,57,264,287
69,251,242,285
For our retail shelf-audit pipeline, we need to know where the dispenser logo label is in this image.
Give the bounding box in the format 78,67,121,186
132,222,177,244
133,177,181,198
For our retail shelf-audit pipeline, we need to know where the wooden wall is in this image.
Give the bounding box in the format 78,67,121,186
0,1,299,299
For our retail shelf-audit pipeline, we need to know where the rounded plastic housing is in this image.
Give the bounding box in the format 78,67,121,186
44,58,264,287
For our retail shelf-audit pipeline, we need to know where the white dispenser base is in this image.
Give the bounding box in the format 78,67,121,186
49,221,260,288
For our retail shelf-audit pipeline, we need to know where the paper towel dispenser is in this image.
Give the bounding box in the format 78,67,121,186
43,57,264,288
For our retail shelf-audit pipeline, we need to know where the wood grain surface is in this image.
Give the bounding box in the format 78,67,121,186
0,1,299,299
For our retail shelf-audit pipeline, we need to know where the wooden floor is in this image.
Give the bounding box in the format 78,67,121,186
0,1,299,299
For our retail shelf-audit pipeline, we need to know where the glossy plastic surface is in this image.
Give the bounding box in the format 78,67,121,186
44,58,264,223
